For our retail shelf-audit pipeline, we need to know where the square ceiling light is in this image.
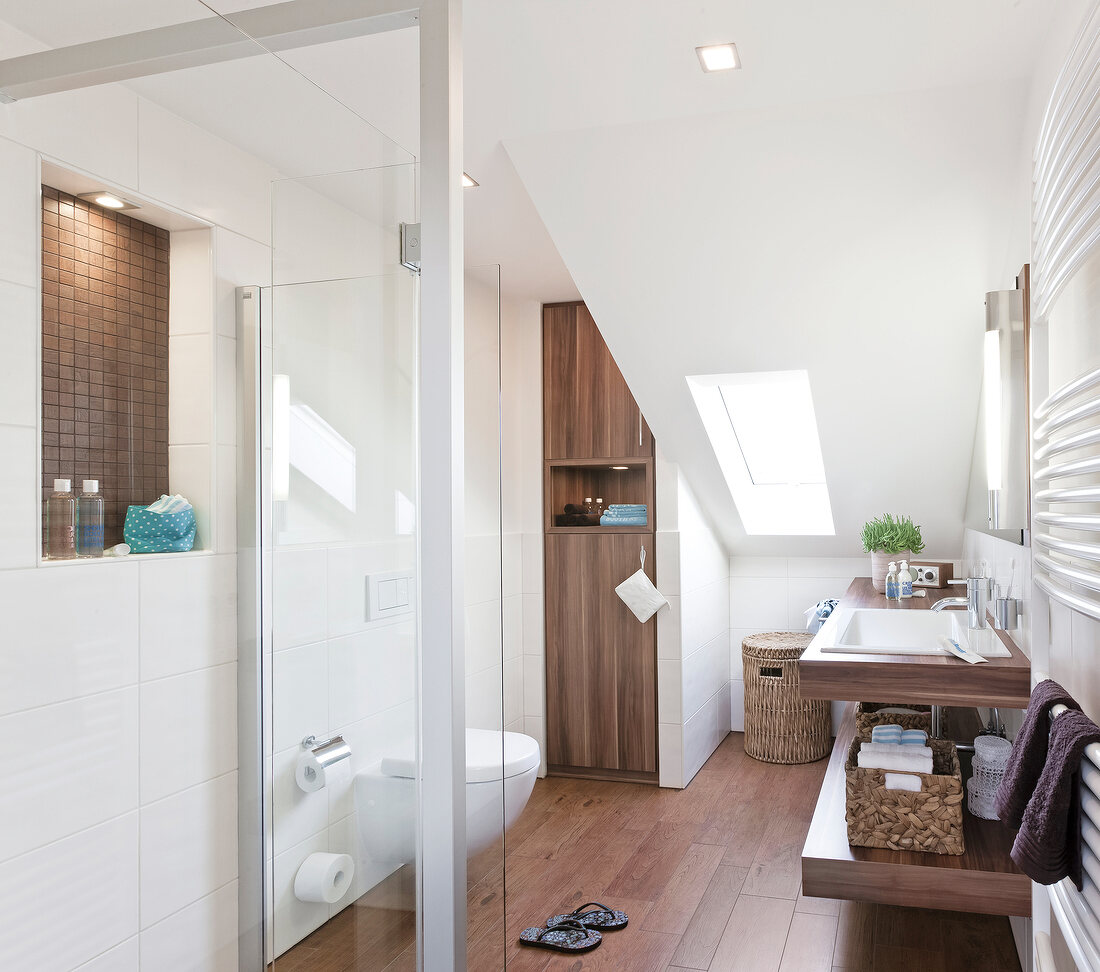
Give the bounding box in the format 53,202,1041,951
696,43,741,73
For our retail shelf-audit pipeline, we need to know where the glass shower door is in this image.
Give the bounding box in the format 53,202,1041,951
265,164,422,969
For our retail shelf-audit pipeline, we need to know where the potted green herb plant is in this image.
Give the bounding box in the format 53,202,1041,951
860,514,926,593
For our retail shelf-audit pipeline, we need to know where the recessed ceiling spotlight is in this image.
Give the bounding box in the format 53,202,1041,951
611,465,629,470
462,172,479,188
77,191,140,212
696,43,741,73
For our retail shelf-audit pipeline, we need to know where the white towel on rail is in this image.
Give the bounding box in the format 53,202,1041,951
615,569,669,623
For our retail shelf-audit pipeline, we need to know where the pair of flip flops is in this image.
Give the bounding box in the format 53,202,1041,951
518,902,629,953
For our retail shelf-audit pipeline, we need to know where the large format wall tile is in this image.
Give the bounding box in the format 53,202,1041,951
0,424,37,570
139,879,238,972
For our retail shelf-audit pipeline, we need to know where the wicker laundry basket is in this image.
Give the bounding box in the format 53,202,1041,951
742,632,831,764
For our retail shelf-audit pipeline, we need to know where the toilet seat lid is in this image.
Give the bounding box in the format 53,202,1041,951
381,728,540,783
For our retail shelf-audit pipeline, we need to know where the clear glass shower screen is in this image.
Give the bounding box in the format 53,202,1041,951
267,164,421,970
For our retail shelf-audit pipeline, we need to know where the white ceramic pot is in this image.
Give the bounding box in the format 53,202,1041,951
870,548,911,593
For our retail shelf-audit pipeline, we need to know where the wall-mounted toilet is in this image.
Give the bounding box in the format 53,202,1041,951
356,728,540,863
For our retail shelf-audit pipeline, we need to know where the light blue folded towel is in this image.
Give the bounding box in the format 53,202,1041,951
901,729,928,745
871,724,903,743
146,493,193,514
600,514,647,526
608,504,647,511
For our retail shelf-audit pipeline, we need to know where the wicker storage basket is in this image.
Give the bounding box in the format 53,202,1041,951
855,702,937,737
844,737,965,855
742,632,830,764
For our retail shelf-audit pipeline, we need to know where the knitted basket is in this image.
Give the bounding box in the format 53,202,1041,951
123,504,197,553
844,736,965,855
742,632,830,765
855,702,939,737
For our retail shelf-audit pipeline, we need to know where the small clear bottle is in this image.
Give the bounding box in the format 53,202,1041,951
884,562,900,600
898,560,914,599
595,497,605,516
583,496,594,514
78,480,105,558
46,478,77,560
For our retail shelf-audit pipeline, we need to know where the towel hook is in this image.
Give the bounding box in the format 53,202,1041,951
640,546,646,569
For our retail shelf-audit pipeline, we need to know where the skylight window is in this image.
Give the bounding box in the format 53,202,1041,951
687,370,835,535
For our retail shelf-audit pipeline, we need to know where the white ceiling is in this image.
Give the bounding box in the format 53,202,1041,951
0,0,1064,555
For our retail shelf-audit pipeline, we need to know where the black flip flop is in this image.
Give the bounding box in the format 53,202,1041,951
518,919,602,953
546,901,629,932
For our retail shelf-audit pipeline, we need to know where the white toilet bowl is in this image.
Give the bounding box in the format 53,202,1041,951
356,728,540,863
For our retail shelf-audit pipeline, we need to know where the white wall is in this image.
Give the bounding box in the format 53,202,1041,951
0,78,275,969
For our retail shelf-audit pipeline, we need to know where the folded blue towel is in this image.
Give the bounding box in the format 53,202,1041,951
871,724,903,743
901,729,928,745
607,505,647,513
600,514,648,526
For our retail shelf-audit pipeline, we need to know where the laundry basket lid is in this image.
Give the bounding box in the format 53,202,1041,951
741,631,814,660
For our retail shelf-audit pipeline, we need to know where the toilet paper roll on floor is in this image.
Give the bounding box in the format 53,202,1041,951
294,852,355,904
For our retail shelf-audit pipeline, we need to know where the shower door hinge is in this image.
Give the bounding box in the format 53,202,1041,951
400,222,421,273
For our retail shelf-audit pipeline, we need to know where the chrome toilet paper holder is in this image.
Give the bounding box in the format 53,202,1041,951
301,733,351,765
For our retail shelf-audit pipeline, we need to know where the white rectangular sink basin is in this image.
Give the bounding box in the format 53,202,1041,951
814,607,1010,657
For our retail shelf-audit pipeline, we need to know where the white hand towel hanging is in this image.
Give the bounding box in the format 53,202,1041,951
615,546,669,623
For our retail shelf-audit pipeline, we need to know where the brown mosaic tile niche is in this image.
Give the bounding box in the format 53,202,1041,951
41,186,170,550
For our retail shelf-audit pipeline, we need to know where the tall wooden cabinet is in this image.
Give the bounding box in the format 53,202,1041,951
543,301,658,783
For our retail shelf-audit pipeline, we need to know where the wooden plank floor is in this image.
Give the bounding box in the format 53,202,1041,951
276,733,1021,971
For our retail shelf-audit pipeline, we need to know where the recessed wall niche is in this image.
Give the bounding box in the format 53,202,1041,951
41,185,170,549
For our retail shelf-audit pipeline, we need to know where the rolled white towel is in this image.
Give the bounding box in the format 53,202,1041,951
857,750,933,774
885,772,922,792
860,742,933,760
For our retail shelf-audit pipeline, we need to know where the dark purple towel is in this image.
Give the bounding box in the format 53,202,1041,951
1011,708,1100,889
994,679,1079,829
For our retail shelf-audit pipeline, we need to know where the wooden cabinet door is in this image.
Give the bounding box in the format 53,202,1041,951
545,532,658,775
543,302,654,459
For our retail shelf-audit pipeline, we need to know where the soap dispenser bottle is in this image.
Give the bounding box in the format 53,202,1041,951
46,478,77,560
898,560,914,599
78,480,104,558
885,562,900,600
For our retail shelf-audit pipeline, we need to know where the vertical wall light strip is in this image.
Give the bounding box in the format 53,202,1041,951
984,330,1003,491
272,374,290,501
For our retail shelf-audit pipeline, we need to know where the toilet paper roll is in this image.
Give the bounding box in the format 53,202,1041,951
293,852,354,904
295,751,326,793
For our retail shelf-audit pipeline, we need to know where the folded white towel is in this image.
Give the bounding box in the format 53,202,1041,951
614,569,669,623
884,773,922,792
857,750,933,774
859,742,934,760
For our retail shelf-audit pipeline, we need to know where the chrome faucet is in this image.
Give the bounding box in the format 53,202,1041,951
930,576,994,629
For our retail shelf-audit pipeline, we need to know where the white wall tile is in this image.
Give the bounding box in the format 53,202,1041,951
657,594,682,659
729,576,789,630
214,226,271,340
169,334,214,446
521,592,544,656
465,598,503,676
656,531,681,595
501,533,522,598
140,664,237,805
522,655,544,719
216,335,237,447
140,554,237,679
138,99,277,246
503,594,523,660
0,560,140,714
273,547,327,650
272,831,329,957
524,716,547,776
658,658,682,723
216,444,237,553
731,679,745,732
169,444,213,551
0,813,138,972
337,700,415,775
682,578,729,654
0,687,138,862
729,556,787,578
682,631,728,722
716,682,732,738
464,533,502,606
326,543,401,639
328,621,415,728
0,282,36,426
74,938,139,972
139,880,238,972
787,575,854,631
0,137,38,288
1,85,141,187
684,695,720,783
521,532,543,594
787,557,866,578
272,747,329,857
273,641,328,752
466,664,504,731
658,723,684,789
0,424,37,569
504,655,523,727
140,772,238,928
729,628,759,679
